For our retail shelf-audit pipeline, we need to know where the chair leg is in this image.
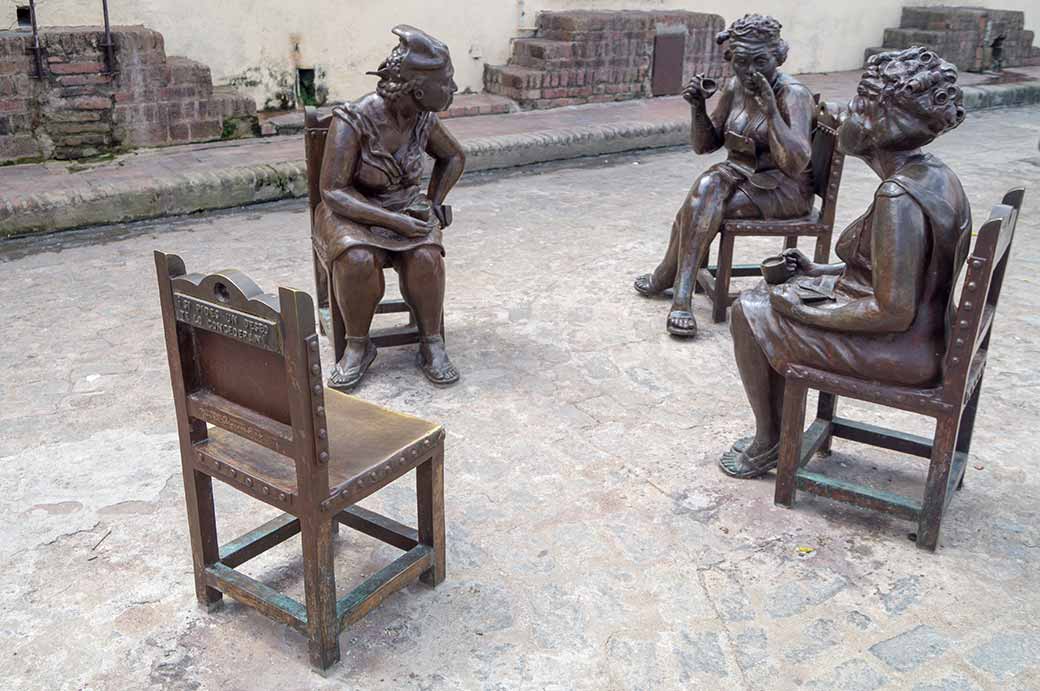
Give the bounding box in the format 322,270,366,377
313,248,328,336
916,415,960,552
774,380,809,508
783,235,798,251
955,374,984,491
183,466,223,610
300,514,340,670
712,232,735,323
813,231,832,264
816,392,838,456
417,447,446,586
694,241,709,294
328,267,346,365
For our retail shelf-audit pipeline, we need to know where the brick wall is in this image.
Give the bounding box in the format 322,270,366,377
0,26,256,164
867,7,1038,72
484,11,726,110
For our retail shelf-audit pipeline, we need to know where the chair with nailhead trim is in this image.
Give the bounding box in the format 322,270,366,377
773,190,1024,551
154,251,446,671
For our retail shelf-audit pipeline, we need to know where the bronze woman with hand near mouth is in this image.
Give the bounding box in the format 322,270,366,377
313,25,465,389
634,14,815,338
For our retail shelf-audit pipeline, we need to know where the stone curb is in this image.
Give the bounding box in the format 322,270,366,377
1,81,1037,238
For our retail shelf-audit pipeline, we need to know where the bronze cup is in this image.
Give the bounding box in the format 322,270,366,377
761,255,792,285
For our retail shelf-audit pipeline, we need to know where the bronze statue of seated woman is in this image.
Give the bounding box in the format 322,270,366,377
720,47,971,478
634,14,815,338
313,25,465,389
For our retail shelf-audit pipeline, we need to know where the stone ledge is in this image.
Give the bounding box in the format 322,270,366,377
2,77,1038,238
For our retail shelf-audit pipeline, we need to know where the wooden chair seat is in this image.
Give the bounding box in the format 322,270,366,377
198,389,442,512
774,189,1024,551
722,208,826,236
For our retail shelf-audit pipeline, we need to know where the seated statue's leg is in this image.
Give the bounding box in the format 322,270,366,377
719,299,781,478
667,171,731,337
399,246,459,385
328,247,385,389
634,200,688,297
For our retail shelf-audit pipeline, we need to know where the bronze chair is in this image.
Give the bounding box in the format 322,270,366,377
154,251,446,671
773,189,1024,552
696,97,846,323
304,106,424,364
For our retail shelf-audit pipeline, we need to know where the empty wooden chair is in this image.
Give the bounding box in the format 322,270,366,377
696,97,846,323
154,251,446,670
773,189,1024,551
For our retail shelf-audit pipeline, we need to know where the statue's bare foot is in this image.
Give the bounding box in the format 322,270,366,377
634,273,667,297
667,307,698,337
328,338,377,390
718,435,780,479
418,336,459,386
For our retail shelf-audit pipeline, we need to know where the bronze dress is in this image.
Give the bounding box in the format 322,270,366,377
738,153,972,386
313,94,443,269
709,73,814,219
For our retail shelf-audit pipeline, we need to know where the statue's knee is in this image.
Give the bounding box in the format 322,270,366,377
692,172,723,199
338,248,378,277
408,246,443,271
729,299,748,337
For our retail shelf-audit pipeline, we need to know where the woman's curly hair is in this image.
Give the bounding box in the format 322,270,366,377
863,46,965,136
717,14,788,65
373,43,413,101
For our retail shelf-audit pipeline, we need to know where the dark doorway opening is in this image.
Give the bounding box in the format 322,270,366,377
297,68,318,107
16,6,32,27
652,33,686,96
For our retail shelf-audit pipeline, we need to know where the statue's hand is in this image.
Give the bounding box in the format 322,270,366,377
781,248,814,276
749,72,778,114
682,74,717,105
398,214,439,238
769,283,802,318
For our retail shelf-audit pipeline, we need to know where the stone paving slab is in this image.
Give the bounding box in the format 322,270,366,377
1,105,1039,690
1,67,1039,238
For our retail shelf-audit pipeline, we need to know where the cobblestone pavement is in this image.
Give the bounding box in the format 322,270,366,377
1,105,1039,690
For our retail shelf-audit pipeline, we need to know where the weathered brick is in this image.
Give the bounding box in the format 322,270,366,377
0,98,27,114
49,62,106,75
57,74,113,87
0,133,41,161
47,110,103,123
68,95,111,110
48,121,113,135
0,115,8,135
169,122,191,141
190,120,222,141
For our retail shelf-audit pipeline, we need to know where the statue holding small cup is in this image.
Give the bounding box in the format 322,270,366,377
720,47,972,478
633,14,816,338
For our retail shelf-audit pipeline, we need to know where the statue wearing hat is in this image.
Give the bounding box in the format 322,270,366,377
312,25,465,388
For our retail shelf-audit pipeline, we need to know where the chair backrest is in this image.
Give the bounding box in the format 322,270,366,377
941,188,1024,403
154,251,331,493
304,106,335,223
810,98,847,228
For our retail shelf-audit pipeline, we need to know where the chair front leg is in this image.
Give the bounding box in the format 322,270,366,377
417,447,446,586
712,232,735,323
816,392,838,456
300,513,340,670
917,414,961,552
774,379,808,508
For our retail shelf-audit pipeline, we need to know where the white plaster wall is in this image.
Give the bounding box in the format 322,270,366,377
15,0,1040,108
